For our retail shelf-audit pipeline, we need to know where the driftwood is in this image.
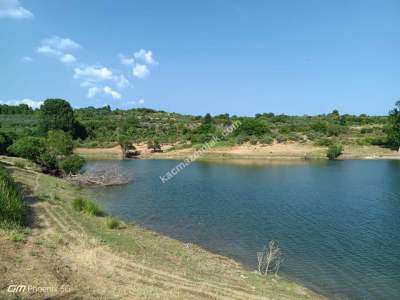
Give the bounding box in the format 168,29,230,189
68,166,131,187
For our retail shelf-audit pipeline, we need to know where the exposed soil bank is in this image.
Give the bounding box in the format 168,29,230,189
75,143,400,161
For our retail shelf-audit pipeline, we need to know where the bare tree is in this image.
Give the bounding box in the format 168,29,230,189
257,240,284,276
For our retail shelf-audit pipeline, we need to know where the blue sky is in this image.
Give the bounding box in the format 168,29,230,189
0,0,399,116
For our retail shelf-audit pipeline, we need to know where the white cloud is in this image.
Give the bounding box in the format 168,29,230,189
59,53,76,64
119,53,134,66
87,87,99,98
36,36,80,65
138,99,145,104
0,98,43,109
0,0,33,19
36,45,62,57
87,86,121,99
134,49,158,65
42,36,81,51
21,56,32,63
133,63,150,79
74,66,113,82
103,86,121,99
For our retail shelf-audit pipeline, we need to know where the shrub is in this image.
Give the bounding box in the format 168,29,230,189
235,134,249,145
360,127,373,134
7,137,45,161
249,136,258,145
259,135,274,145
37,152,59,173
0,132,13,155
106,218,120,229
327,144,343,160
0,167,25,228
275,134,288,143
59,155,85,175
316,137,334,146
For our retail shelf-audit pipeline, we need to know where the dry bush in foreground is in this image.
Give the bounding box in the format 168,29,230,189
257,240,284,276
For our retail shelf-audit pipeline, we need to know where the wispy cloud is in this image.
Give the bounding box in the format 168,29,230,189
119,53,135,66
36,36,80,64
133,63,150,79
87,86,121,99
21,56,32,63
74,66,113,82
41,36,81,51
0,98,43,109
0,0,33,19
59,53,76,64
134,49,158,65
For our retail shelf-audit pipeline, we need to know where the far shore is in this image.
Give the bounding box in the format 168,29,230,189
75,142,400,161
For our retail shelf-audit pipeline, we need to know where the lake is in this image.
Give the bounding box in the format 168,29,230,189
87,159,400,299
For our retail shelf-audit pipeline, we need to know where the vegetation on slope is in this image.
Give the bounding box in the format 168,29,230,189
0,166,25,228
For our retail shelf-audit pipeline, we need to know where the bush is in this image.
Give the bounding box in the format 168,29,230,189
0,167,25,228
327,144,343,160
72,197,104,216
59,155,85,175
7,137,45,161
235,134,249,145
249,136,258,145
360,127,373,134
275,134,288,143
37,152,59,173
316,137,334,146
106,218,120,229
259,135,274,145
0,132,13,155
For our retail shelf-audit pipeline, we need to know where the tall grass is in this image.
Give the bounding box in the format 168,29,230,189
0,166,25,228
72,197,104,216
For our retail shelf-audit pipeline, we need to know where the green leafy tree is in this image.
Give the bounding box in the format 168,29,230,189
0,132,13,155
39,99,75,134
327,144,343,160
47,130,74,156
59,155,85,175
119,136,136,158
387,101,400,150
7,137,45,161
203,113,212,124
236,118,271,137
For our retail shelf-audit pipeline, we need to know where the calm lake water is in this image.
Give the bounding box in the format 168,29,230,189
87,159,400,299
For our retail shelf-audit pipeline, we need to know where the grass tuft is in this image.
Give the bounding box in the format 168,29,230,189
72,197,104,217
106,218,120,229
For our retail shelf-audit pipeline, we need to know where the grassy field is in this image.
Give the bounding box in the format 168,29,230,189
0,157,323,299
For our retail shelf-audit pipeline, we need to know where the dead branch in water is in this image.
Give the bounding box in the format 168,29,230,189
68,166,131,187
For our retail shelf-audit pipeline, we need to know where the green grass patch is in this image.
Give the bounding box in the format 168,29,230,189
72,197,105,216
0,166,26,229
106,217,120,229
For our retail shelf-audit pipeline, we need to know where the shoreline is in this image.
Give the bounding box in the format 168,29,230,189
75,143,400,161
0,157,324,299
